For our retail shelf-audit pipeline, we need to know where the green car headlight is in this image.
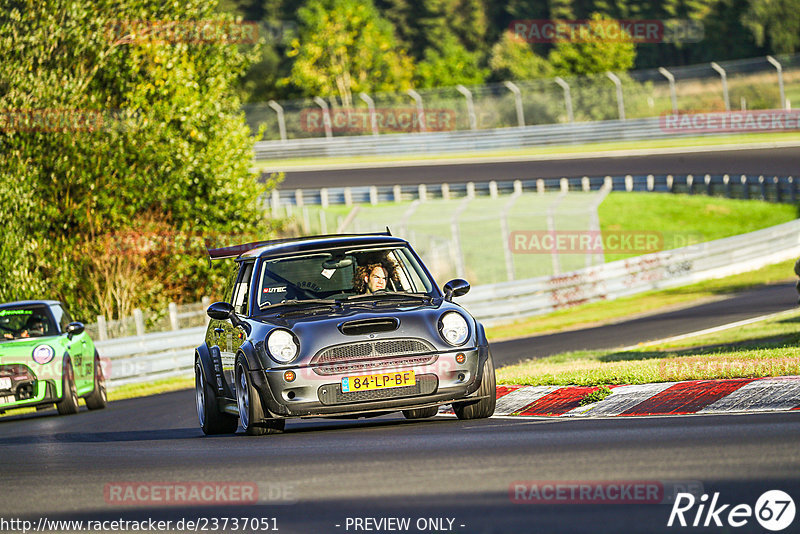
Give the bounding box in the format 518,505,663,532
32,345,54,365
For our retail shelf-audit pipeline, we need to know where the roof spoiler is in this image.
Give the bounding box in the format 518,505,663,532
206,229,393,262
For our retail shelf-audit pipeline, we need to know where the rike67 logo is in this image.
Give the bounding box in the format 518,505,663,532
668,490,795,531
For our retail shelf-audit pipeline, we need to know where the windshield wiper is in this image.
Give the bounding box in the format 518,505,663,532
259,299,339,313
339,292,432,304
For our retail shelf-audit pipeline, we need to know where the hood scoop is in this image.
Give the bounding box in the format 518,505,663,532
339,317,399,336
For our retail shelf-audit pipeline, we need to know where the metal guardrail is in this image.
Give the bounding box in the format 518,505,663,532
255,117,694,160
97,220,800,388
459,219,800,324
96,327,205,388
272,174,799,208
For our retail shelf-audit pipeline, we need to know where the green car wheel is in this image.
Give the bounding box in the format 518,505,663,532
56,357,80,415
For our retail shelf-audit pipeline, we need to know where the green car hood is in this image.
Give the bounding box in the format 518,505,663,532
0,337,63,365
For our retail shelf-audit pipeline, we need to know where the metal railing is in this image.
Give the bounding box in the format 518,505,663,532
248,54,800,159
459,218,800,324
271,174,799,210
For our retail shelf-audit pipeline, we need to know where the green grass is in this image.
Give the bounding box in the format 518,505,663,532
599,193,797,261
496,308,800,387
254,131,800,169
487,258,796,341
107,375,193,401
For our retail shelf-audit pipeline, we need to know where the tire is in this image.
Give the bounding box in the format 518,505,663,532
85,350,107,410
196,361,238,435
402,406,440,419
454,349,496,420
56,357,80,415
235,356,284,436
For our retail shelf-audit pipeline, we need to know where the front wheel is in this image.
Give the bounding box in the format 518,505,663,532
196,361,238,435
85,351,107,410
56,357,80,415
235,356,284,436
454,350,496,420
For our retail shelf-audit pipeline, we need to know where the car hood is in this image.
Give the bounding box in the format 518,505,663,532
250,300,475,364
0,337,59,363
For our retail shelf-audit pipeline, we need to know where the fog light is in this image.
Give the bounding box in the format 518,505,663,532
284,370,296,382
455,353,466,364
458,373,466,381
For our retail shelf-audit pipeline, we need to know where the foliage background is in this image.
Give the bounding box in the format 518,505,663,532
0,0,278,321
222,0,800,103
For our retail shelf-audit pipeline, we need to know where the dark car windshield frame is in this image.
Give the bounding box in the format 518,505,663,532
251,244,442,313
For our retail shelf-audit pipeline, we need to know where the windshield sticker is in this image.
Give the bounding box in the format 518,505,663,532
263,287,287,294
298,281,322,292
320,268,335,279
0,309,33,317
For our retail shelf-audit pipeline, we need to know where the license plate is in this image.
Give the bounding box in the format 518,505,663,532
342,371,415,393
0,377,10,390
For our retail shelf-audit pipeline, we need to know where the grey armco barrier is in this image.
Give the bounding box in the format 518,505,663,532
254,117,690,160
95,326,206,389
99,220,800,388
458,219,800,324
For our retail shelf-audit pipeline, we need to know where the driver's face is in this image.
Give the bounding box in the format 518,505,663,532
366,266,387,293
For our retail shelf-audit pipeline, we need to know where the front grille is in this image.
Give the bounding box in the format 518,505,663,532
317,374,438,405
314,338,434,364
314,354,437,376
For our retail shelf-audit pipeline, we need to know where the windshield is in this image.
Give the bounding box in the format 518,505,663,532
257,246,435,309
0,305,58,342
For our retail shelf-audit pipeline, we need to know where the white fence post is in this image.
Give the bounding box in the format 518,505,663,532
133,309,145,337
168,302,179,331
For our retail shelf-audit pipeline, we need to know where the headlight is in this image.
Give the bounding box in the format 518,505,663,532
266,329,298,363
439,312,469,346
32,345,54,365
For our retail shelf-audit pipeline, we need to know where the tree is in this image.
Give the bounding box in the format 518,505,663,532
548,13,636,76
489,30,553,81
743,0,800,54
0,0,271,319
284,0,413,107
415,33,489,87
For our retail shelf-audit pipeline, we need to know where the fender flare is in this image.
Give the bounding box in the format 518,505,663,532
235,342,288,417
195,344,227,398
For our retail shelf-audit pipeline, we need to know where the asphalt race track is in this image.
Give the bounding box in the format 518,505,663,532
3,148,800,533
2,394,799,534
2,284,799,534
270,146,800,189
492,281,798,368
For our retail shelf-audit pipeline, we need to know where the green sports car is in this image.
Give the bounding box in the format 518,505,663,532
0,300,106,415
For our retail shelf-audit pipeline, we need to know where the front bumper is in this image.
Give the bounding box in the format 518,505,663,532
253,346,488,417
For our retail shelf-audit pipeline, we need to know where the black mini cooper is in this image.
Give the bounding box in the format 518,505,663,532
195,232,495,435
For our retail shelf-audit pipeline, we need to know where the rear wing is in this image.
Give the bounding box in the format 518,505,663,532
205,230,393,262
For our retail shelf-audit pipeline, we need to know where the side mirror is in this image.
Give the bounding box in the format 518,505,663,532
443,279,470,301
207,301,235,321
66,322,85,340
